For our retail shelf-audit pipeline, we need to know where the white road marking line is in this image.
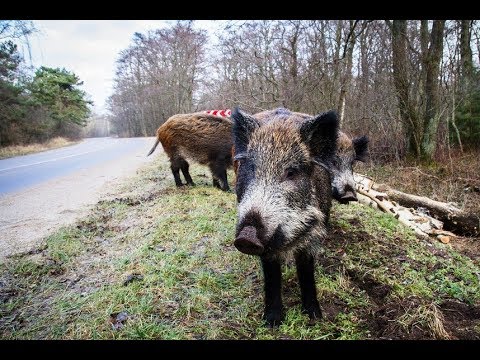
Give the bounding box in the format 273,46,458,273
0,147,110,173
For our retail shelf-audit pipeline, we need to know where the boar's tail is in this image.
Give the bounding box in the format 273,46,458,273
147,138,160,156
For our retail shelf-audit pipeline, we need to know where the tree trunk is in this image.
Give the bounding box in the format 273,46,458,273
337,20,356,126
459,20,473,95
451,90,463,152
391,20,421,157
332,21,343,108
418,20,429,114
475,25,480,65
420,20,445,161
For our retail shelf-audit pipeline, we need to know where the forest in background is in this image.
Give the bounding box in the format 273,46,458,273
108,20,480,163
1,20,479,164
0,21,91,147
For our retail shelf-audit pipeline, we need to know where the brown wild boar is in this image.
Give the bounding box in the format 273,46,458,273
231,107,339,327
253,108,369,203
147,112,233,191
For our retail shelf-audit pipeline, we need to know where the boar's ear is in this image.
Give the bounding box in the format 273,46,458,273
353,135,369,162
300,110,339,162
231,107,260,155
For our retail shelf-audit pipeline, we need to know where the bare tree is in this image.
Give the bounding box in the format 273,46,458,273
107,19,478,162
109,22,207,137
421,20,446,159
391,20,446,161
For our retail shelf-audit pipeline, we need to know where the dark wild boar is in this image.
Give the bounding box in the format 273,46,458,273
231,107,339,327
254,108,369,204
332,131,368,203
147,112,233,191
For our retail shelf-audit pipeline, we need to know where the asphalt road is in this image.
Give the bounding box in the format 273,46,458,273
0,137,154,195
0,136,157,259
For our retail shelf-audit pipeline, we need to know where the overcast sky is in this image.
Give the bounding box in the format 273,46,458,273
21,20,224,115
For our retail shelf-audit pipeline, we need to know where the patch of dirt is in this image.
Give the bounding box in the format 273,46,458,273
357,284,480,339
345,217,363,228
439,299,480,340
320,221,370,263
321,207,480,340
367,297,433,340
446,236,480,264
327,219,371,246
0,274,17,305
97,187,180,208
321,296,349,321
316,255,343,275
423,239,452,258
346,269,392,304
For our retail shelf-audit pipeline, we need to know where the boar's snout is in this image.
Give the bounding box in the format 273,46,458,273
335,184,358,204
234,226,264,255
340,190,357,203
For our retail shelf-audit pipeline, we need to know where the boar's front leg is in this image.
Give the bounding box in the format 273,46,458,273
261,256,284,327
295,249,322,320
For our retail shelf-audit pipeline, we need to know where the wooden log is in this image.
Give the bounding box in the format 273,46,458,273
357,192,378,210
356,186,430,237
354,172,479,236
376,184,478,236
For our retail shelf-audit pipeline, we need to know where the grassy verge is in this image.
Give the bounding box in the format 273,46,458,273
0,137,79,159
1,152,479,339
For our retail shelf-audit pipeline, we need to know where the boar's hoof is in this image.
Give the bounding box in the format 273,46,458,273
302,302,322,321
263,309,284,327
339,190,357,204
234,226,264,255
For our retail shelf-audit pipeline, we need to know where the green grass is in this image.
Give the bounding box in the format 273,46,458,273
1,153,479,339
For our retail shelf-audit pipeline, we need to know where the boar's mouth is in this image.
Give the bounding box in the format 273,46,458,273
235,216,321,256
333,187,358,204
338,190,358,204
234,226,264,255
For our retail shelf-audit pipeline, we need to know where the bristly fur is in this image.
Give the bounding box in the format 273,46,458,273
353,135,369,162
232,107,338,327
231,107,260,156
299,110,339,162
149,112,234,191
234,111,337,257
252,108,369,203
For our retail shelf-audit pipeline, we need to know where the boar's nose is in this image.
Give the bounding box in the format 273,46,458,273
340,190,357,204
234,226,264,255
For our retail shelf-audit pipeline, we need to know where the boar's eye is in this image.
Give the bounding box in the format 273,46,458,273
283,167,299,181
235,153,249,168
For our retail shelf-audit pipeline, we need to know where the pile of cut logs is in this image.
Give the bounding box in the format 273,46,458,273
354,173,480,242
